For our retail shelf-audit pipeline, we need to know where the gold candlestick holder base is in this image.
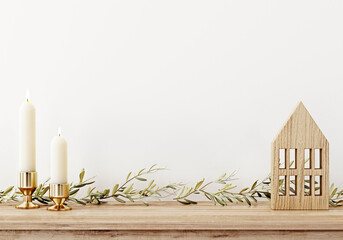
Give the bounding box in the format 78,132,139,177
16,171,39,209
48,183,71,211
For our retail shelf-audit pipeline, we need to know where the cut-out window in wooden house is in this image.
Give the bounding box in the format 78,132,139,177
289,149,296,169
289,175,296,196
279,176,286,196
315,149,322,169
304,149,311,169
315,176,322,196
304,176,311,196
271,102,329,210
279,149,286,169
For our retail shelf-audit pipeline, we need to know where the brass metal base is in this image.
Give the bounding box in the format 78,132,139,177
48,183,71,211
16,172,39,209
47,202,72,211
16,201,40,209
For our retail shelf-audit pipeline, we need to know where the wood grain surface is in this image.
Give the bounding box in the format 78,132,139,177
0,201,343,239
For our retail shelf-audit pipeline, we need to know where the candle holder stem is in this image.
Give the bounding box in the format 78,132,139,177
23,195,32,202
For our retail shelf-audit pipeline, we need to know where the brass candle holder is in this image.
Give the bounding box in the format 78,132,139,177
48,183,71,211
16,171,39,209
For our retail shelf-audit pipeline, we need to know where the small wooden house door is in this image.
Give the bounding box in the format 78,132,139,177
271,102,329,210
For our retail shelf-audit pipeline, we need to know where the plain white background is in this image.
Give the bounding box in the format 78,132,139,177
0,1,342,193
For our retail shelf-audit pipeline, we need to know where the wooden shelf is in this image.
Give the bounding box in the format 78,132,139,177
0,201,343,239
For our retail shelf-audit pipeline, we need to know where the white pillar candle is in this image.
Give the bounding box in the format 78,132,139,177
51,128,68,184
19,90,36,172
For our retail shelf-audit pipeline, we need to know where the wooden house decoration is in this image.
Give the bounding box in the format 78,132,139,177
271,102,329,210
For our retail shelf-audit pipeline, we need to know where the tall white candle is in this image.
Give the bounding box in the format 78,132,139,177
51,128,68,184
19,90,36,172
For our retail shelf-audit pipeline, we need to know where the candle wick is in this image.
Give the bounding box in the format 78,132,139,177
26,89,30,102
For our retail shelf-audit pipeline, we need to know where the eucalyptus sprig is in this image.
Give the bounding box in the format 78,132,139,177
174,171,271,206
81,164,180,206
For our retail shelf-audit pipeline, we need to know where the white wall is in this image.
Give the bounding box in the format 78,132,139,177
0,1,342,191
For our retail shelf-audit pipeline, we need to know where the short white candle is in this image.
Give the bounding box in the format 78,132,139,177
50,128,68,184
19,90,36,172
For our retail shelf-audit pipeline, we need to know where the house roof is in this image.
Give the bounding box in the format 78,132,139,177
272,102,328,148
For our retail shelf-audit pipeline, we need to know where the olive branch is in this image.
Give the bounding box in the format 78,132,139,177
0,186,18,203
0,164,342,207
173,172,271,206
0,164,180,206
78,164,179,206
